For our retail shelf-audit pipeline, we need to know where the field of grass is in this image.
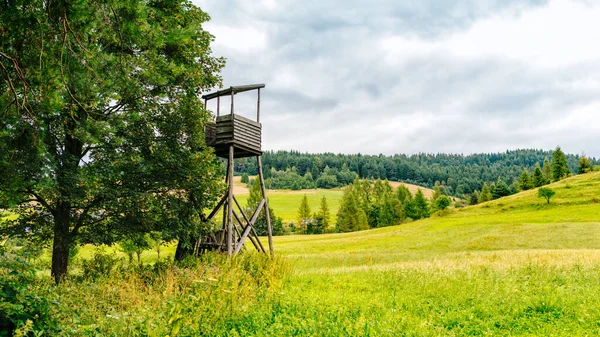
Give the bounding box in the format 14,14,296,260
6,172,600,335
231,176,434,224
262,172,600,335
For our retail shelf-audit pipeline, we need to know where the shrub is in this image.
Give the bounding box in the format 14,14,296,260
0,242,57,336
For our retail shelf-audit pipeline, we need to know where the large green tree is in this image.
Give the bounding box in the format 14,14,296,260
551,146,570,181
297,194,311,232
532,163,547,187
0,1,224,282
518,170,533,191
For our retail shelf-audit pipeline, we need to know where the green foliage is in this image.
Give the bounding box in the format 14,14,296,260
538,187,556,204
492,178,512,199
241,173,249,184
434,195,452,211
0,242,56,336
80,248,124,281
408,189,430,219
519,170,534,191
336,184,369,232
578,157,593,174
469,191,479,205
552,146,570,181
478,183,492,203
297,195,312,232
543,157,553,182
533,163,548,187
235,149,589,196
44,253,290,336
245,180,284,236
0,0,225,282
318,196,331,228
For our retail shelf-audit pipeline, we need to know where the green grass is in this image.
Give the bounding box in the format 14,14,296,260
256,172,600,335
10,172,600,335
235,189,344,224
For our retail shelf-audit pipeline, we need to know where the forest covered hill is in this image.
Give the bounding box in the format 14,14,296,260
232,149,596,197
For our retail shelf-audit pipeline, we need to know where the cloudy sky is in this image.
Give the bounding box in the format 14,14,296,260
194,0,600,157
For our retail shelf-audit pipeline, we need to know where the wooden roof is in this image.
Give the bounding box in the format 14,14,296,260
202,84,265,100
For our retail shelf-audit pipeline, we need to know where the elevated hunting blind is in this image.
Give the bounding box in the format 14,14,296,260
200,84,273,255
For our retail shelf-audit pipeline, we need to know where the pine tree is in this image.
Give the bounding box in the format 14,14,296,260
578,157,593,174
469,191,480,205
551,146,569,181
297,194,312,232
396,184,411,204
336,186,362,232
318,196,331,228
479,183,492,203
542,157,553,182
411,189,430,219
532,163,547,187
519,170,533,191
492,178,511,199
432,181,442,202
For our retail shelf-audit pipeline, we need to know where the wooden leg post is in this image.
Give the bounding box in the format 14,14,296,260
257,156,274,253
227,146,234,255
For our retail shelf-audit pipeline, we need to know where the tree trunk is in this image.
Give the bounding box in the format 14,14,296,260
175,233,196,262
51,206,72,284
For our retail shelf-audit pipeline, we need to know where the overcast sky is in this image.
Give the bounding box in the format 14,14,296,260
193,0,600,157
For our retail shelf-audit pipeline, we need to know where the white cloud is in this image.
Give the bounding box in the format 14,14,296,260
204,23,268,54
380,0,600,67
196,0,600,157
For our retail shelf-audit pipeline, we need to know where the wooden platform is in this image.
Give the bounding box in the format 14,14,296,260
205,114,262,158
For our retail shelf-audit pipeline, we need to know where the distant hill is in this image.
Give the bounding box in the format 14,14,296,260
233,149,597,197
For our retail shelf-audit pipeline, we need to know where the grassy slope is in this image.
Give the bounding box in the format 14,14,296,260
265,172,600,336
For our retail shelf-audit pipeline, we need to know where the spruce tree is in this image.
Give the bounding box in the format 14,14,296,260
519,170,533,191
396,184,411,204
318,196,331,228
578,157,593,174
479,183,492,203
469,191,480,205
542,157,553,182
551,146,569,181
492,178,511,199
336,186,361,232
412,189,430,219
297,194,312,233
533,163,547,187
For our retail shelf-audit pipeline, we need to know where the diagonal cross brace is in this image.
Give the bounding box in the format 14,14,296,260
234,198,265,254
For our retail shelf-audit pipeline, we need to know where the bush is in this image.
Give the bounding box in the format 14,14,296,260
80,248,124,281
0,242,57,336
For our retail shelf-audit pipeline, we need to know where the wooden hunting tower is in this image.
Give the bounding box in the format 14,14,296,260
199,84,273,255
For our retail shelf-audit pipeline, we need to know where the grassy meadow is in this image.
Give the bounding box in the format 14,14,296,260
230,176,433,224
5,172,600,335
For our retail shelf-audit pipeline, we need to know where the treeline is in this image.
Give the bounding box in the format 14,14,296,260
291,178,452,234
467,147,593,204
233,149,596,197
242,164,356,190
296,147,596,234
335,178,452,233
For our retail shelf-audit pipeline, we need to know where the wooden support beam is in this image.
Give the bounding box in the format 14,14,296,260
234,199,265,254
217,96,220,117
257,156,274,253
256,88,261,123
227,146,234,255
232,195,249,223
231,209,261,252
230,90,234,116
204,194,227,222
